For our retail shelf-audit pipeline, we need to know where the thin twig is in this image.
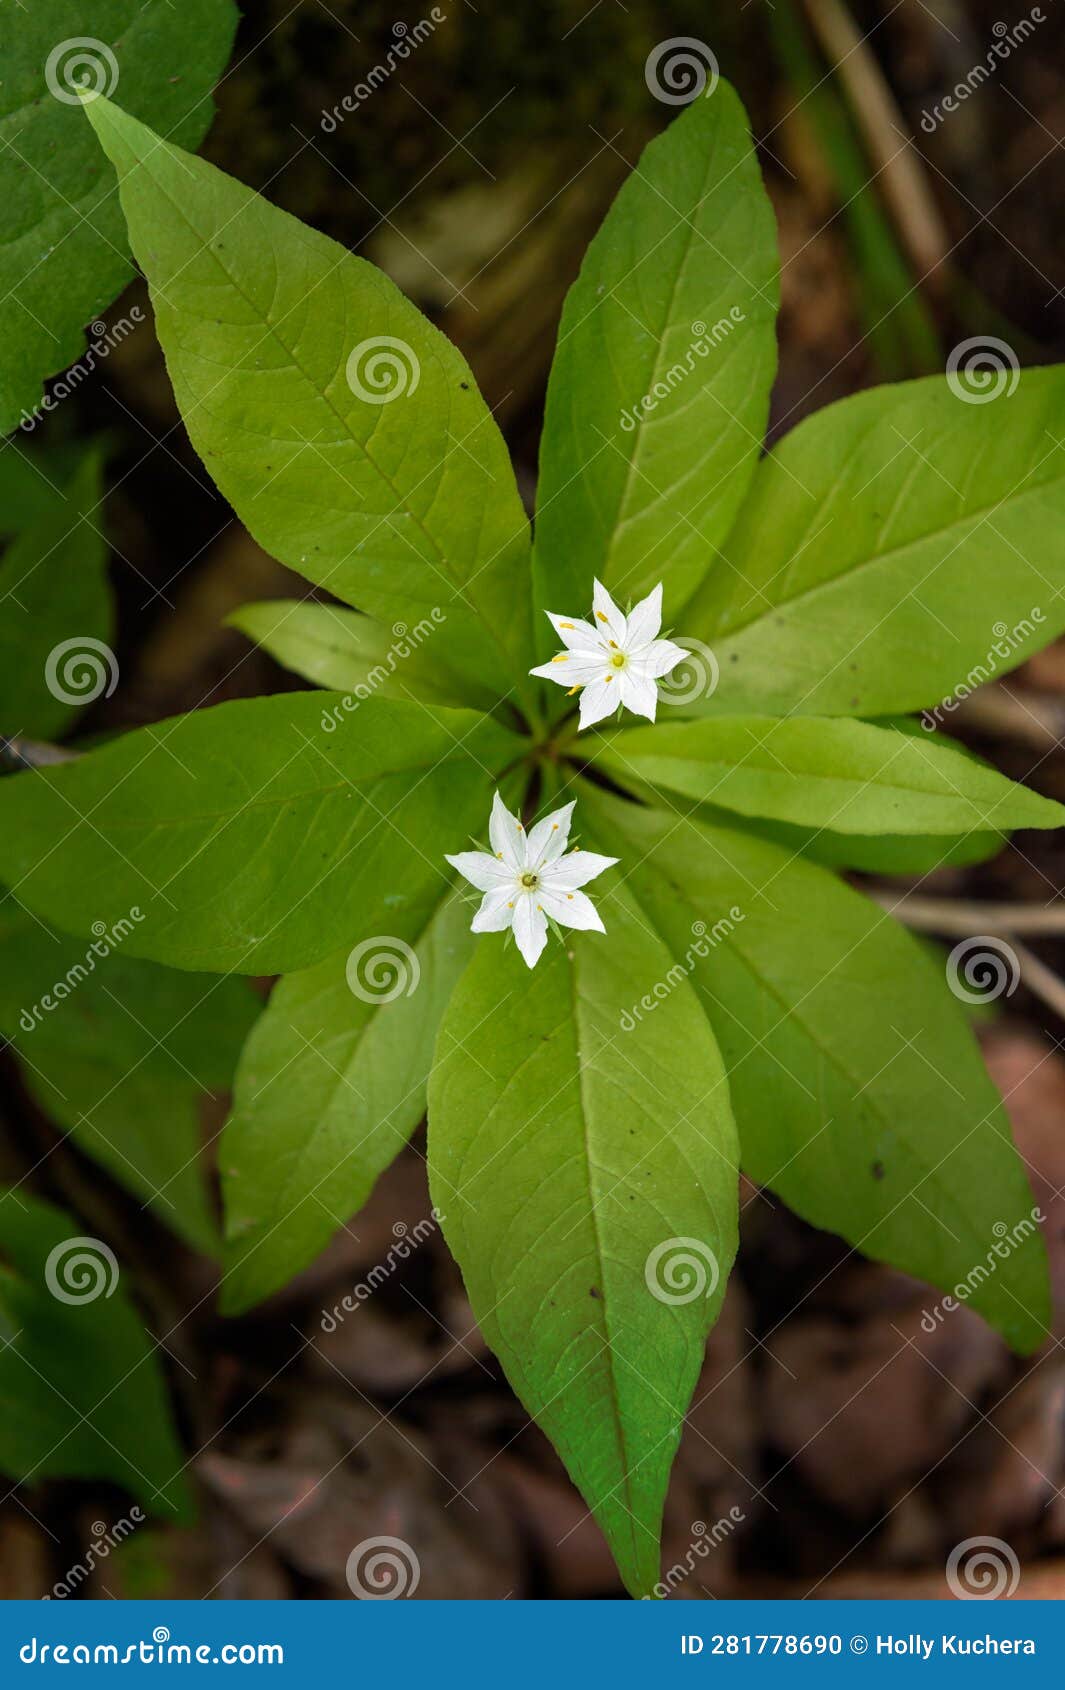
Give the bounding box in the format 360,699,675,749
0,737,79,771
871,890,1065,936
879,893,1065,1023
1010,939,1065,1025
950,685,1065,754
803,0,949,281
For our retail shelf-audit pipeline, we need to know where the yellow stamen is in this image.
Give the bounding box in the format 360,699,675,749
608,639,618,649
596,611,609,622
567,684,581,696
604,674,614,683
560,621,575,629
552,654,568,663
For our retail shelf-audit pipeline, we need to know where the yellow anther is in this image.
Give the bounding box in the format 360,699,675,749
567,684,581,696
596,611,609,622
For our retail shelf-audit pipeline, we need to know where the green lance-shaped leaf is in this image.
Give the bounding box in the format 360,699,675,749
582,787,1050,1355
593,715,1065,837
0,1190,190,1516
0,693,521,975
228,601,481,712
0,0,237,433
79,94,536,709
0,904,258,1251
221,891,473,1314
534,81,779,640
588,737,1004,876
685,368,1065,716
0,454,113,740
429,882,739,1597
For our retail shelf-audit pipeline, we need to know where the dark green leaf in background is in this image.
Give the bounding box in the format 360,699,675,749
0,1190,189,1514
0,453,113,739
0,0,238,432
0,904,258,1251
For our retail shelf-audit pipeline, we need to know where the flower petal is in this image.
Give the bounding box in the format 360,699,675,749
619,667,659,722
471,886,516,933
512,895,548,968
624,583,663,649
528,658,574,687
542,850,618,891
578,675,619,730
592,579,627,647
540,887,605,934
643,637,689,679
446,851,514,892
489,790,526,870
529,649,606,688
526,799,576,868
545,611,602,653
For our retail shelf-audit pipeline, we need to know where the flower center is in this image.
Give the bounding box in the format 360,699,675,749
609,651,627,670
519,870,540,890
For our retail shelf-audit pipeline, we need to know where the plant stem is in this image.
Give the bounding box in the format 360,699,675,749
872,890,1065,936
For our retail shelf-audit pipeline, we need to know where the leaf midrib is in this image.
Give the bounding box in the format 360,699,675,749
567,943,643,1575
612,746,1030,816
43,744,487,832
129,134,528,689
246,891,450,1234
598,127,726,565
718,461,1065,640
631,838,1000,1259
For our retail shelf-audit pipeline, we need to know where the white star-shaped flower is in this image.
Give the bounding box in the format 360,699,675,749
446,792,618,969
529,580,688,731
